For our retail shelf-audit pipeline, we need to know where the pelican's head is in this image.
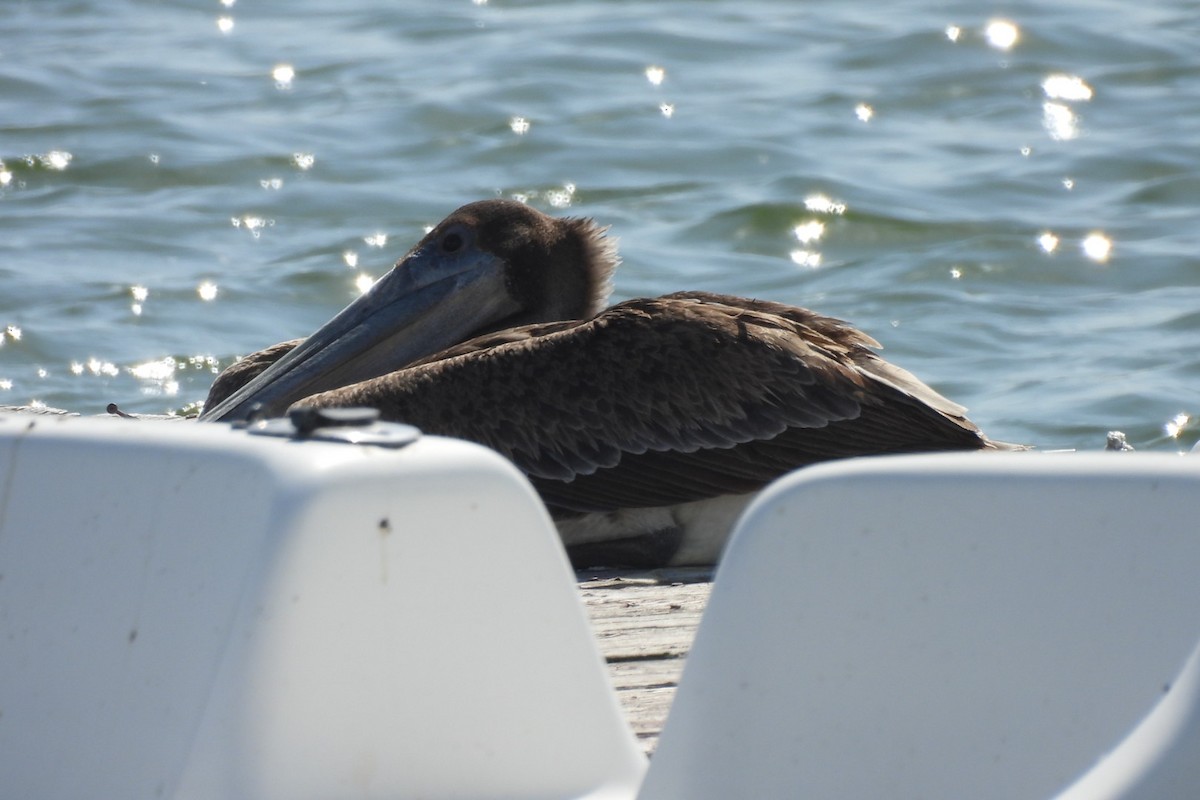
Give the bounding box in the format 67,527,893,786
200,199,619,421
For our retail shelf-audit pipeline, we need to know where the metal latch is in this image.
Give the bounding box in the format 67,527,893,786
241,406,420,449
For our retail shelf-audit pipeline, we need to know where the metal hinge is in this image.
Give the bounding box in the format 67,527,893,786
240,407,420,449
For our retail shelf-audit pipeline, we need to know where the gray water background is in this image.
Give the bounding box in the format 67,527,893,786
2,0,1198,452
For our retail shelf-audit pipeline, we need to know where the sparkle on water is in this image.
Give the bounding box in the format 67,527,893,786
72,358,120,378
1081,233,1113,263
272,64,296,89
804,194,847,215
505,185,576,208
984,19,1019,50
1043,74,1094,102
47,151,72,170
792,220,825,244
130,285,149,316
232,215,275,238
1165,413,1191,439
545,184,576,208
1042,102,1079,141
790,218,827,269
129,356,180,395
38,151,73,170
789,250,821,268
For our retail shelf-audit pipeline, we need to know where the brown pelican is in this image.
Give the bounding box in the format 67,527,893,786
201,199,1013,567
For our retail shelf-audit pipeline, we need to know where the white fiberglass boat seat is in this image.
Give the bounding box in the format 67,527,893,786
0,412,645,800
641,452,1200,800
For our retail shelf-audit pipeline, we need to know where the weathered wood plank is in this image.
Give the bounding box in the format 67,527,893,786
577,569,714,754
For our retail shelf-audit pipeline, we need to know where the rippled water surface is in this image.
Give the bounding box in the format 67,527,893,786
2,0,1197,451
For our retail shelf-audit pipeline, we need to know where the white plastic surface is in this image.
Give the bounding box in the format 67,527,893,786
0,412,645,800
641,452,1200,800
1055,638,1200,800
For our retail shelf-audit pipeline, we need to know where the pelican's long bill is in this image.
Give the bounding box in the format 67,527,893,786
200,241,520,422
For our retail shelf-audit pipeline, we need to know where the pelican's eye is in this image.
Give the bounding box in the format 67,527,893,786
441,231,464,253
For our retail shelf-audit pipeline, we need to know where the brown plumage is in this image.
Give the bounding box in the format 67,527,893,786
295,292,993,512
204,339,302,412
202,200,1013,566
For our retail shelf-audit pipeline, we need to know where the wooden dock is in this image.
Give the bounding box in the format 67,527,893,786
577,568,715,755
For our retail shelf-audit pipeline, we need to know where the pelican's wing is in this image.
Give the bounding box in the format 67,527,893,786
292,293,992,513
203,339,302,411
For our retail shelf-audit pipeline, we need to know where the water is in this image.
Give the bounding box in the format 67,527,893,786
1,0,1197,452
